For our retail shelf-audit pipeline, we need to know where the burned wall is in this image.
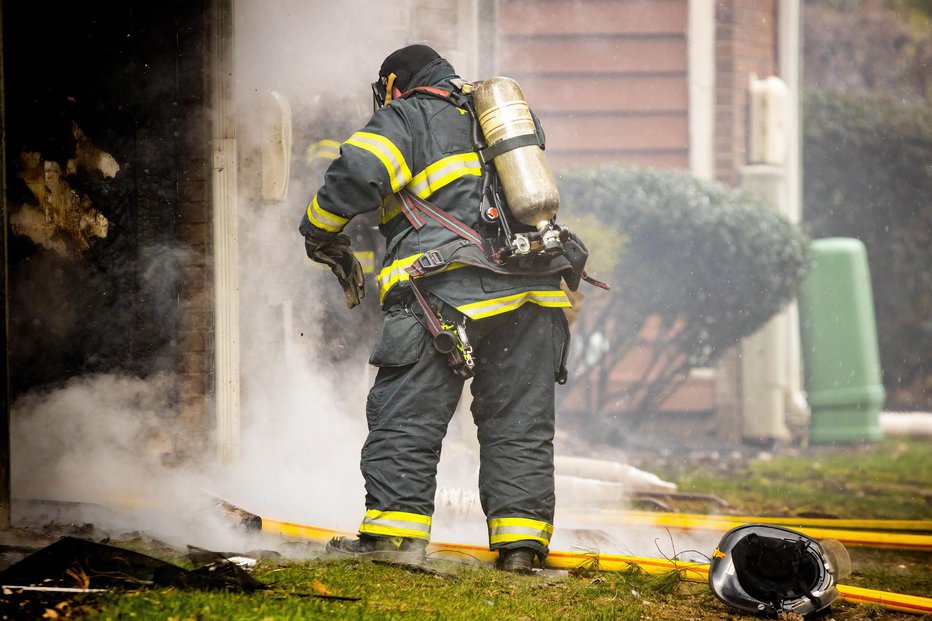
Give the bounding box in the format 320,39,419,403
3,2,212,400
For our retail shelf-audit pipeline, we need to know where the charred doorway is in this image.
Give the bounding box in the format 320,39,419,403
3,3,214,412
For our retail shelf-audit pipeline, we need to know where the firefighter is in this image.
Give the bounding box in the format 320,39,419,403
299,44,573,573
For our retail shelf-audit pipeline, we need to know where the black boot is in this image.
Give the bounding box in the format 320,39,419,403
326,534,427,561
498,547,537,574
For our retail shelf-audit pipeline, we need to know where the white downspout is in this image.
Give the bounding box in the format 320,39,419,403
738,0,807,443
211,0,241,463
688,0,715,180
779,0,810,431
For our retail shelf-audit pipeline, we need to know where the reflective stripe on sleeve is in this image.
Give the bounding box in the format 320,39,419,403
457,290,571,320
488,517,554,547
359,509,431,541
344,131,411,192
306,195,349,233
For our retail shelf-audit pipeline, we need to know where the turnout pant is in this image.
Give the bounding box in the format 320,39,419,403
359,298,569,556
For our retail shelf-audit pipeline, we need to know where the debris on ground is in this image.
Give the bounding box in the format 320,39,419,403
0,536,267,591
0,535,268,620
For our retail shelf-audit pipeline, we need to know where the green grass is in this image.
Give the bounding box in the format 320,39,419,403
656,438,932,519
82,560,680,620
847,549,932,595
58,438,932,620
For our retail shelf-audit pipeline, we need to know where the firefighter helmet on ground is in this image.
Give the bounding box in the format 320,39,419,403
709,524,851,618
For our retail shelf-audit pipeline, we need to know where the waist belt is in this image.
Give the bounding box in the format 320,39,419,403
396,189,602,377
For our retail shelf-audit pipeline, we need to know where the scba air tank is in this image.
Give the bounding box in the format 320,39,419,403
473,77,559,233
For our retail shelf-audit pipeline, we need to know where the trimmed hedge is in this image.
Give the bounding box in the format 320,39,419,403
557,166,809,422
803,90,932,408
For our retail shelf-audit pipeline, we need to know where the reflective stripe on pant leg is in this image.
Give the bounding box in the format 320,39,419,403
488,516,554,548
470,304,563,551
360,509,432,541
362,301,465,525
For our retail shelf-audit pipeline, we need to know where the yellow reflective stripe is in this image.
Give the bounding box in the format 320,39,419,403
354,250,376,274
457,290,571,320
365,509,432,526
377,254,423,302
490,532,552,546
305,139,341,164
380,193,402,224
489,517,555,533
306,195,349,233
380,154,481,225
488,517,554,547
360,509,431,541
344,131,411,192
408,153,481,199
376,253,467,303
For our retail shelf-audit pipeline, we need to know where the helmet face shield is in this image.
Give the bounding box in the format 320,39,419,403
709,524,849,617
371,73,397,110
371,79,387,111
820,537,852,581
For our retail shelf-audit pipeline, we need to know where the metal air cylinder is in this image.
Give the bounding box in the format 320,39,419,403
473,77,559,232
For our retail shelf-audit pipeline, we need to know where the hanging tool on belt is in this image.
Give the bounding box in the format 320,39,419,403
400,190,481,378
408,281,475,379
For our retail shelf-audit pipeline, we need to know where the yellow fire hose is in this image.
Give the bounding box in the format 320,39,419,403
594,509,932,532
564,510,932,551
260,517,932,615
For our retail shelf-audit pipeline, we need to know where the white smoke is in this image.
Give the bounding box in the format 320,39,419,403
9,0,484,555
12,373,182,504
10,373,237,550
214,0,491,545
9,0,697,562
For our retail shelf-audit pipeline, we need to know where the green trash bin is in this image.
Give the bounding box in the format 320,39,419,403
798,238,885,444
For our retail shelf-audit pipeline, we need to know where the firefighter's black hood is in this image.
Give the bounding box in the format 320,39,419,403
403,57,459,93
380,44,438,90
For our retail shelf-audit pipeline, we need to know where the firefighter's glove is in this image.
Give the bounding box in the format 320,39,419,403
304,233,366,309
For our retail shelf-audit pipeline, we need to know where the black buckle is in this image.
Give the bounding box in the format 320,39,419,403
418,249,445,269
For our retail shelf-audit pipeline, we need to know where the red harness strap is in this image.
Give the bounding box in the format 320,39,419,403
397,189,480,378
398,190,483,248
400,85,454,100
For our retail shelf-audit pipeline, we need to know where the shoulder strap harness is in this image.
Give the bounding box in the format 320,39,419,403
395,82,608,377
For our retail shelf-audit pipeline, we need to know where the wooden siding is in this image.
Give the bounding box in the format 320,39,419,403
519,75,687,113
496,0,709,415
497,0,690,170
499,0,688,36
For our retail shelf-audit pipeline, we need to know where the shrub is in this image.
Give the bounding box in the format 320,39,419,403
803,90,932,408
556,166,810,426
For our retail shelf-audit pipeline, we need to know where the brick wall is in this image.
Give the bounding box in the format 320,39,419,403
714,0,778,186
176,2,214,449
114,0,215,450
